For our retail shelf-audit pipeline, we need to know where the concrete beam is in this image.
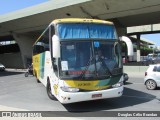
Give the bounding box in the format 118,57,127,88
127,24,160,35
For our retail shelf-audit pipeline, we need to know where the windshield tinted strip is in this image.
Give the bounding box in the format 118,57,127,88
58,23,117,39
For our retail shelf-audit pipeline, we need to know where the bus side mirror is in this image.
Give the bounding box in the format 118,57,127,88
52,35,60,58
120,36,133,56
52,58,57,70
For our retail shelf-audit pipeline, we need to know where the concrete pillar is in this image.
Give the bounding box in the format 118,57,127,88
116,27,127,37
113,22,128,60
112,18,127,37
136,34,141,62
12,33,37,68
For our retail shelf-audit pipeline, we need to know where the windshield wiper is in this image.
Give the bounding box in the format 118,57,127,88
79,56,113,80
79,56,94,80
97,56,113,76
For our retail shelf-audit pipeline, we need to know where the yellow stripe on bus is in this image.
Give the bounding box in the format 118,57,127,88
65,80,110,91
53,18,113,25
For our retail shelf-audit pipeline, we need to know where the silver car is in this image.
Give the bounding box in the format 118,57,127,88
0,63,5,71
144,64,160,90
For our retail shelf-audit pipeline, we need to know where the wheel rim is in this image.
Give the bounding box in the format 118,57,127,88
146,80,156,89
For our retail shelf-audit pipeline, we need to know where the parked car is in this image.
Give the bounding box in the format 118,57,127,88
142,53,157,65
0,63,5,71
123,73,129,84
144,64,160,90
156,53,160,63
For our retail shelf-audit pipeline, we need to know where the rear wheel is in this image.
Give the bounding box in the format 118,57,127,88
25,72,29,77
146,80,157,90
35,72,40,83
37,78,41,83
46,81,57,100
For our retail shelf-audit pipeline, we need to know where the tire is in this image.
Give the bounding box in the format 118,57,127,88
25,72,29,77
46,81,57,100
123,81,126,85
37,78,41,83
146,80,157,90
35,72,40,83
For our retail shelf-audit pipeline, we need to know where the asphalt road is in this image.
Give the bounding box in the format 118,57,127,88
0,69,160,119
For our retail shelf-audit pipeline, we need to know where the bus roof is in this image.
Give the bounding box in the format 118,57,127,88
52,18,114,25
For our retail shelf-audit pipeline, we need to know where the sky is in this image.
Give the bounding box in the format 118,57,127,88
0,0,160,46
0,0,49,14
141,33,160,46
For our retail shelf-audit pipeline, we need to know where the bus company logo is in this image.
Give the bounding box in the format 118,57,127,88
2,112,11,117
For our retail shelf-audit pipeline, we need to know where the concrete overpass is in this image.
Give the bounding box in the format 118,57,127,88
128,24,160,35
1,0,160,68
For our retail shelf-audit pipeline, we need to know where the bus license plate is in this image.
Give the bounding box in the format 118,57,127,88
92,94,102,98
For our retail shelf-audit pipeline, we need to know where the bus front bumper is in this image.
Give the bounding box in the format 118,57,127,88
58,86,123,104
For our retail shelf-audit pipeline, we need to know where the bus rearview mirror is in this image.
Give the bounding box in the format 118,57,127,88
120,36,133,56
52,35,60,58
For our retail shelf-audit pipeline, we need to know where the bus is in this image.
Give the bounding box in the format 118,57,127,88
32,18,133,104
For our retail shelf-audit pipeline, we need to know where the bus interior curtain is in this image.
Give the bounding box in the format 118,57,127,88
58,23,116,39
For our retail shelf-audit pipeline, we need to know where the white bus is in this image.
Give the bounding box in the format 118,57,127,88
32,18,133,104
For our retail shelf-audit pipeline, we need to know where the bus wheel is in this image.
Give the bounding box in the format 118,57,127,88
37,78,41,83
35,73,40,83
46,81,57,100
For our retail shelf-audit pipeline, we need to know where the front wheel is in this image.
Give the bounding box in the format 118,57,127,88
146,80,157,90
46,82,57,100
25,72,29,77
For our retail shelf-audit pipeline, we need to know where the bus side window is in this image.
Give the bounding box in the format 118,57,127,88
33,46,37,55
50,25,55,54
43,28,49,51
33,44,44,55
33,28,50,56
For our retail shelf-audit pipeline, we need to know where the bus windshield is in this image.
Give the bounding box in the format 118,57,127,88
60,41,122,80
57,23,122,80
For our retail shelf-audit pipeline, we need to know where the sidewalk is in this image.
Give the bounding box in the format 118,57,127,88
5,68,26,72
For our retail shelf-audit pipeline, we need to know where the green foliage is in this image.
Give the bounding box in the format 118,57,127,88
121,42,153,56
140,47,153,56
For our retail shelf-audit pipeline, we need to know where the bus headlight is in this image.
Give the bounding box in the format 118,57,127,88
61,86,79,92
112,82,123,88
